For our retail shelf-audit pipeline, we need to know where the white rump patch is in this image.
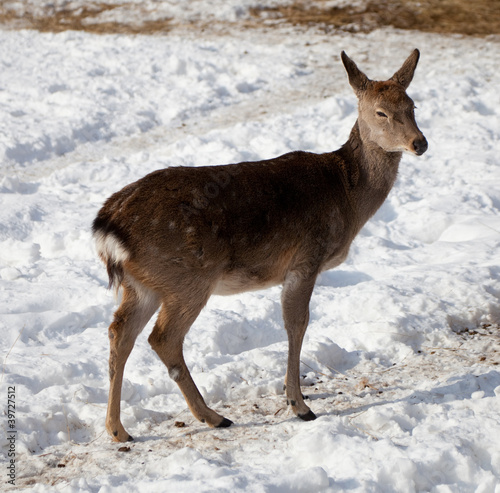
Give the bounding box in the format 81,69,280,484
94,231,130,264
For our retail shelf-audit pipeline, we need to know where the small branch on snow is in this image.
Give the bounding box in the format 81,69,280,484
1,325,25,383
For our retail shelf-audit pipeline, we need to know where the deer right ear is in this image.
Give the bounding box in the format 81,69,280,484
390,49,420,90
341,51,369,96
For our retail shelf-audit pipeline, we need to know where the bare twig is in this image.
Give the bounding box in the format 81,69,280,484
1,325,25,383
348,411,379,441
301,357,352,380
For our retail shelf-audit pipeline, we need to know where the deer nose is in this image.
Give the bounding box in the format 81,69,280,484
413,137,428,156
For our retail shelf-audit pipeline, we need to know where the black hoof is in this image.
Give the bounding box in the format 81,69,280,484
216,417,233,428
298,410,317,421
127,435,134,442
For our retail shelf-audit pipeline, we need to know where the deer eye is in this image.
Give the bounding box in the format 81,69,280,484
376,111,388,118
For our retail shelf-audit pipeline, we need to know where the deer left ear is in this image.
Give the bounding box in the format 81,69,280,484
390,49,420,90
341,51,370,97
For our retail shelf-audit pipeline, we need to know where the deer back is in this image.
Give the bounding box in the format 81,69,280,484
93,150,360,296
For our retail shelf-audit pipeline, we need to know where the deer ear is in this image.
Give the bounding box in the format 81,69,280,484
341,51,369,96
390,49,420,90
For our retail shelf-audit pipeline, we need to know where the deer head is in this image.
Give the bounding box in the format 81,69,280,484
342,49,428,156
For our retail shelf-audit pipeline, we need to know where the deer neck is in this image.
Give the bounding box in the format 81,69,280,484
340,120,401,223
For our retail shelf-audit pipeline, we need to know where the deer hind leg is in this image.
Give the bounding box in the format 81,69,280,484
148,293,233,429
282,271,317,421
106,281,160,442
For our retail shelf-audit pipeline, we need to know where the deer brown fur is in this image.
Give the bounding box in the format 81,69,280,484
93,49,427,442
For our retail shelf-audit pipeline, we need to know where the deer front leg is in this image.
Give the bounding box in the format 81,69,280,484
281,271,317,421
148,302,233,429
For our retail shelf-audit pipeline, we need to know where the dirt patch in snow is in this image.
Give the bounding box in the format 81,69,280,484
250,0,500,36
0,0,499,36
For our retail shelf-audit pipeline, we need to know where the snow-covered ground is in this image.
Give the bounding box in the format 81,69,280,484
1,3,500,491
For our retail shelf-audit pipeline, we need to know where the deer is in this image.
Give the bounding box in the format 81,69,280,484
93,49,427,442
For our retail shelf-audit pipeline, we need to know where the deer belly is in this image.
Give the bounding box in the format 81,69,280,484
213,271,282,296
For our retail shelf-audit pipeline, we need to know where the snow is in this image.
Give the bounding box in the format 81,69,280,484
1,3,500,491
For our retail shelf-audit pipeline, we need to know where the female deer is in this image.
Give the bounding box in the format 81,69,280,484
93,50,427,442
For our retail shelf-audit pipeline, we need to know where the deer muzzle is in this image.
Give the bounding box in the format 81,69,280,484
412,136,428,156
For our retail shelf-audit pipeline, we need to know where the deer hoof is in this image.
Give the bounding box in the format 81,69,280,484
216,417,233,428
298,410,317,421
110,428,134,443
